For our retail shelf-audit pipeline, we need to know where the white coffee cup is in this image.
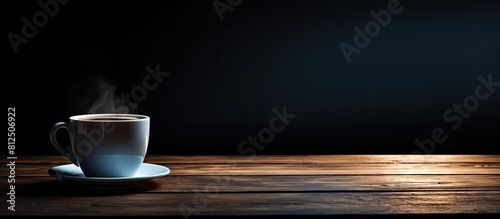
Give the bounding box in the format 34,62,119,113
50,114,150,177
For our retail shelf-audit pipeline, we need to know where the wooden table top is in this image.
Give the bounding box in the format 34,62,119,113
2,155,500,217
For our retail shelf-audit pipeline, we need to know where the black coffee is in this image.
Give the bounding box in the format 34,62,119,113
82,116,139,121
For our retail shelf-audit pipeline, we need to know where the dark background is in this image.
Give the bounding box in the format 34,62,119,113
4,0,500,156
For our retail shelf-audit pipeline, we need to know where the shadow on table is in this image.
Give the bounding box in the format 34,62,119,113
17,179,162,196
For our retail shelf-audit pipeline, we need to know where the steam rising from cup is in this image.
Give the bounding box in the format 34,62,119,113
65,75,138,115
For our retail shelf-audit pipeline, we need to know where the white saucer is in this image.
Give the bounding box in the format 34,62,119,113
48,163,170,189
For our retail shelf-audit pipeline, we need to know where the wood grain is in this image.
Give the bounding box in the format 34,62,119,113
5,175,500,194
1,155,499,216
2,163,500,176
5,192,500,216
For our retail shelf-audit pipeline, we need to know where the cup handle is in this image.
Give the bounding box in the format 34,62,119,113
50,122,78,166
